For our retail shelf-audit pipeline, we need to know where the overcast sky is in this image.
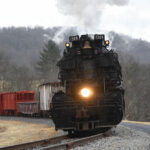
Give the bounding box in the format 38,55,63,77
0,0,149,41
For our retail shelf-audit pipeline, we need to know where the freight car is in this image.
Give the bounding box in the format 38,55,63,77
0,91,35,115
0,94,3,115
16,91,35,102
10,83,63,117
17,101,40,116
51,34,125,134
0,84,63,117
1,92,17,115
38,82,64,117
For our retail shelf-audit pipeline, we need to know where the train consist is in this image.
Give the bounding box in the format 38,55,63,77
0,91,35,115
0,83,63,117
51,34,125,133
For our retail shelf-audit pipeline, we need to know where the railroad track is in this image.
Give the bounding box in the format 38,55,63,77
0,129,113,150
0,135,68,150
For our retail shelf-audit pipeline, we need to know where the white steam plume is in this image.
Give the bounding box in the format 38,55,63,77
56,0,129,33
53,27,68,44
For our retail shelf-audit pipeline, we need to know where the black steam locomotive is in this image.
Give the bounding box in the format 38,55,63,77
51,34,125,134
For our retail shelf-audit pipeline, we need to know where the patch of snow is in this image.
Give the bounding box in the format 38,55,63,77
73,125,150,150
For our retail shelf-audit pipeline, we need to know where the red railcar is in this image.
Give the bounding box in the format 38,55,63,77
0,93,3,115
1,91,35,116
16,91,35,102
1,92,16,115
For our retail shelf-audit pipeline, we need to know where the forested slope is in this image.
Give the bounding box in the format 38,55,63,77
0,27,149,121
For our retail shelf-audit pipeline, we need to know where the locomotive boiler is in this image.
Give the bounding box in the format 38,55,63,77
50,34,125,134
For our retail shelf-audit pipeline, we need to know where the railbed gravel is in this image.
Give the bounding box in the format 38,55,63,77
73,125,150,150
1,116,150,150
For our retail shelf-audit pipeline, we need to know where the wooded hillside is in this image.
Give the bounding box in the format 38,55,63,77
0,27,149,121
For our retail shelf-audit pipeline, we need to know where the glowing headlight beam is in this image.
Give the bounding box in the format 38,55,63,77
65,43,70,47
80,88,91,97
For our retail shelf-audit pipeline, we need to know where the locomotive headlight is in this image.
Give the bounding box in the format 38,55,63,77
105,40,109,46
65,43,70,47
80,88,92,98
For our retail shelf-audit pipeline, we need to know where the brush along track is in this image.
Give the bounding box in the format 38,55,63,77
0,129,112,150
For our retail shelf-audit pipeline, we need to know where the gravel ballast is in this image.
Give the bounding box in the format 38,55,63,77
73,125,150,150
1,117,150,150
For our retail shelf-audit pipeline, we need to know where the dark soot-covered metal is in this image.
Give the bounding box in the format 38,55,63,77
51,34,125,133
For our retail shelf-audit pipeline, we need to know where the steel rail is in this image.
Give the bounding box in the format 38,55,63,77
0,135,68,150
39,129,112,150
0,129,112,150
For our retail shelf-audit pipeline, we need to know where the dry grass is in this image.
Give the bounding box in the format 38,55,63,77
123,120,150,125
0,120,59,147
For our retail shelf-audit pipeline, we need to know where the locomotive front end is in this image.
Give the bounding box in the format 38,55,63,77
50,34,125,133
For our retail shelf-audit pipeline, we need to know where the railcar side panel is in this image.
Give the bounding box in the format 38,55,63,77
2,92,16,110
39,83,64,111
0,94,3,115
17,101,40,115
16,91,35,102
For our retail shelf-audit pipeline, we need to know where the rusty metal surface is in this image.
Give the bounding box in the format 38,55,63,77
1,92,16,110
16,91,35,102
0,94,2,115
0,91,35,112
17,101,40,115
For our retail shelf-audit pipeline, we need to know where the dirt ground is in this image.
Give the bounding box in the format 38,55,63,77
0,120,59,147
123,120,150,125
